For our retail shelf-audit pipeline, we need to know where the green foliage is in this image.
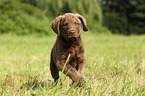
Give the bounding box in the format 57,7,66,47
0,0,108,35
0,0,106,35
103,12,129,34
102,0,145,35
0,0,51,35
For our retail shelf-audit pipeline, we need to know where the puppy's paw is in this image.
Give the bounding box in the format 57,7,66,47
78,76,86,87
72,76,86,87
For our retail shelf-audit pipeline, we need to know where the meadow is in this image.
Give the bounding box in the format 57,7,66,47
0,33,145,95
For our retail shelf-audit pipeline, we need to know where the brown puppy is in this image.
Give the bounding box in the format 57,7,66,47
50,13,88,86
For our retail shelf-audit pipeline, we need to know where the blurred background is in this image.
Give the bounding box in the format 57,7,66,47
0,0,145,35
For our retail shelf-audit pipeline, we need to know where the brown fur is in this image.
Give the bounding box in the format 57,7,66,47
50,13,88,86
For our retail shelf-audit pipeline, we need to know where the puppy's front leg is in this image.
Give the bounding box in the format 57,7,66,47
56,60,86,86
78,61,86,76
77,56,86,76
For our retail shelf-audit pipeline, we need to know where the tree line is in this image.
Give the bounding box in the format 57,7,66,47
101,0,145,35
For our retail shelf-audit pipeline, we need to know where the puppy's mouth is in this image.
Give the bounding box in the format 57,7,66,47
68,35,77,38
68,37,77,41
68,36,77,41
62,34,80,42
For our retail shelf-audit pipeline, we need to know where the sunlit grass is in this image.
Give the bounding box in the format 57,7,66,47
0,33,145,95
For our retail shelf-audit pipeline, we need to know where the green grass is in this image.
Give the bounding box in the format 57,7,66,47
0,33,145,95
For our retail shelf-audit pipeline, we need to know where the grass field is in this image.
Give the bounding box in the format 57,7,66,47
0,33,145,95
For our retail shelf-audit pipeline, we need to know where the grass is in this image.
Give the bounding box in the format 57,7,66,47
0,33,145,95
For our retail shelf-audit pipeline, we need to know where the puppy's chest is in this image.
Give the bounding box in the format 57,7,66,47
66,47,80,67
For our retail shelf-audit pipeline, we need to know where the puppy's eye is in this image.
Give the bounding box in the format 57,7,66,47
75,22,79,25
63,23,68,28
63,23,67,26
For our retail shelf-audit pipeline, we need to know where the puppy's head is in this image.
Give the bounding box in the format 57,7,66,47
50,13,88,42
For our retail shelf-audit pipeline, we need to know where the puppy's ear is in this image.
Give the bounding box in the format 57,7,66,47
50,15,63,36
75,13,88,32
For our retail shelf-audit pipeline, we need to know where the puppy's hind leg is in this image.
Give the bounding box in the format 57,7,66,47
50,53,59,85
50,61,59,83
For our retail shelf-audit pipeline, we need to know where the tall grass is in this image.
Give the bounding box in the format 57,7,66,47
0,33,145,95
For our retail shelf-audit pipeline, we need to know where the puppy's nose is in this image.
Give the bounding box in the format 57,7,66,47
69,30,76,35
70,30,75,33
